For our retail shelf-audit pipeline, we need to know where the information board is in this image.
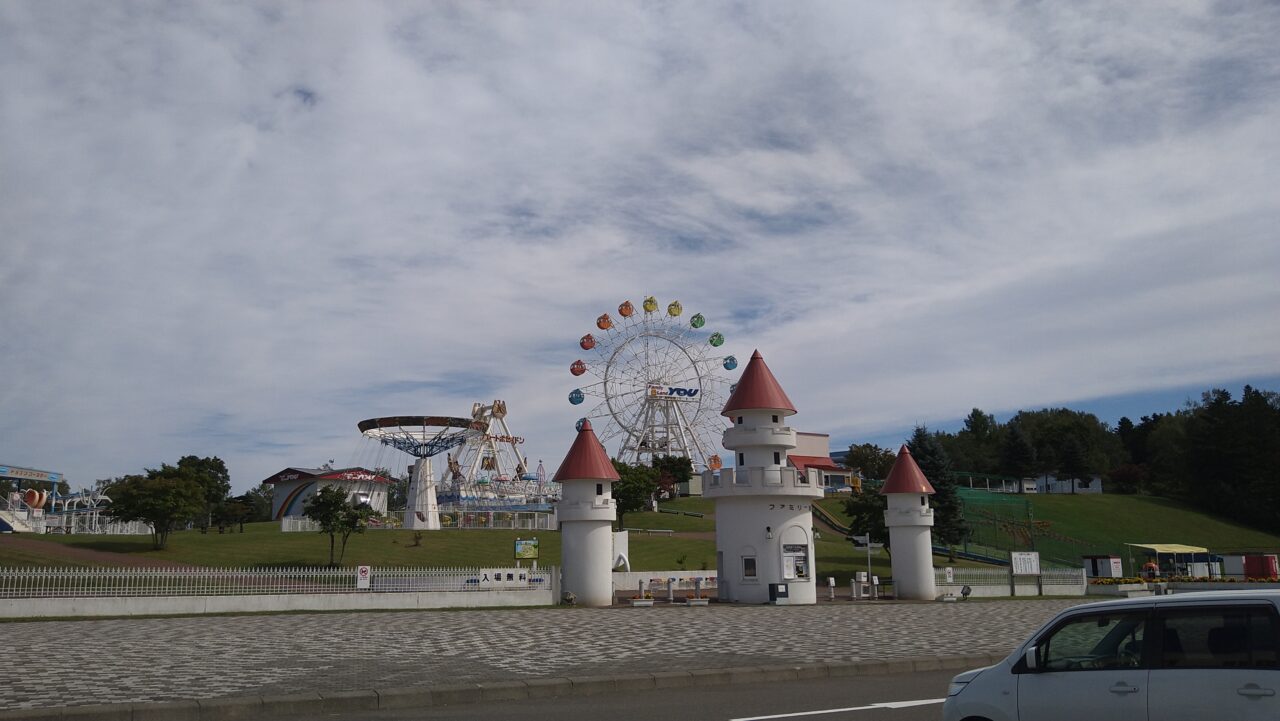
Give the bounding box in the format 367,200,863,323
1011,551,1041,576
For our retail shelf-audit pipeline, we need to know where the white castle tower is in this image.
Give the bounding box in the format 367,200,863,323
881,444,937,600
703,350,824,604
553,420,619,607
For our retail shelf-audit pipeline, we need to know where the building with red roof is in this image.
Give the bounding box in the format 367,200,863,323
262,467,393,522
880,445,938,600
705,350,823,605
553,420,618,607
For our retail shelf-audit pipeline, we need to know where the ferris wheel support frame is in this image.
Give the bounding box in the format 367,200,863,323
405,457,441,530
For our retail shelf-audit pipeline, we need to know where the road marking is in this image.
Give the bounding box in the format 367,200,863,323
730,698,945,720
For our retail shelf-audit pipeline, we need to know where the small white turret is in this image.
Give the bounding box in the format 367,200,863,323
880,445,937,600
553,420,619,607
703,350,823,605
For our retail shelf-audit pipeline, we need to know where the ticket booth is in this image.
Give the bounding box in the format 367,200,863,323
1082,555,1124,578
782,542,810,582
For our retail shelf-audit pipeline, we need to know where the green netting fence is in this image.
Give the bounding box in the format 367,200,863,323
956,488,1092,568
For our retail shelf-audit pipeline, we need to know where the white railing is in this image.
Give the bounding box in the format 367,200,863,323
281,516,323,532
281,512,555,533
438,510,555,530
0,566,553,599
935,567,1086,586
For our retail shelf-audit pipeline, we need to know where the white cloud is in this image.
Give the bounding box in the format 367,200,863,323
2,1,1278,490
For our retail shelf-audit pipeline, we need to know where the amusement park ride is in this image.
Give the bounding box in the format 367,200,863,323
357,400,551,528
567,296,735,471
1,486,146,535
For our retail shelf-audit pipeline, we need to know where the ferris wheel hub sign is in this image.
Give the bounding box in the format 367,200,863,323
647,385,700,399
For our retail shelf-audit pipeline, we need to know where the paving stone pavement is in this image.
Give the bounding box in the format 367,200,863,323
0,599,1085,711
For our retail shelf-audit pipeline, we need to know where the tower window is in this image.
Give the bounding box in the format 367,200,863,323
920,495,926,506
738,453,744,466
773,451,780,464
596,483,603,496
736,416,743,425
772,415,778,423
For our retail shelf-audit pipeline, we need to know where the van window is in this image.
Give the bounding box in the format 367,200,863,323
1038,612,1147,671
1155,607,1280,669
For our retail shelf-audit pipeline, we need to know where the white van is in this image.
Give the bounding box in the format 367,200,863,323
943,590,1280,721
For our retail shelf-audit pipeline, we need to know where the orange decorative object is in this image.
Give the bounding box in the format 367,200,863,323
22,489,39,506
596,313,613,330
570,360,587,376
708,455,723,471
580,334,596,350
618,300,635,317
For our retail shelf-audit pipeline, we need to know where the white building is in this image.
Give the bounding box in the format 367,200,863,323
553,420,619,607
262,467,392,524
703,350,824,605
881,445,938,600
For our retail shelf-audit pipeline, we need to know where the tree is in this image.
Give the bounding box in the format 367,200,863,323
907,426,970,557
844,443,896,481
652,455,693,499
241,484,274,522
842,490,889,551
1058,436,1088,494
175,456,231,533
303,485,378,566
107,467,205,549
946,408,1002,473
998,423,1037,486
382,468,410,510
610,459,658,529
213,498,252,533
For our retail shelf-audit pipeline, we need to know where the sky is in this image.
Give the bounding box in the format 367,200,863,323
3,2,1279,493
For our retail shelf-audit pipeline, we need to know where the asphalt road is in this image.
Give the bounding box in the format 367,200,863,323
281,670,957,721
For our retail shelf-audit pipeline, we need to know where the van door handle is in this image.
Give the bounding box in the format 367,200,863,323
1109,684,1140,694
1237,684,1275,698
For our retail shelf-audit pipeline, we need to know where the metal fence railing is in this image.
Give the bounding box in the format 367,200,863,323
281,511,556,533
0,566,553,599
935,567,1086,587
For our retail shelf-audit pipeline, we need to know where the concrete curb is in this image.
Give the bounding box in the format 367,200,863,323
0,653,1007,721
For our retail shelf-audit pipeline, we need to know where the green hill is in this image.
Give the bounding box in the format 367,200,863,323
819,490,1280,570
972,492,1280,562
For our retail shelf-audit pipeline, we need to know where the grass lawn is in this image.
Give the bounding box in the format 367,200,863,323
2,524,565,568
1025,494,1280,555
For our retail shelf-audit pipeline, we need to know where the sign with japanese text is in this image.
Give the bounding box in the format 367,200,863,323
1011,551,1041,576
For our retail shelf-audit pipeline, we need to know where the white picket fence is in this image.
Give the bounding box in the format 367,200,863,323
934,566,1087,596
0,566,552,599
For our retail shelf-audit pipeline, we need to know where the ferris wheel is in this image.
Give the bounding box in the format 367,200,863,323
567,296,736,471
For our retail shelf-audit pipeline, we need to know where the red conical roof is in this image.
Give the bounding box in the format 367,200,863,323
552,420,620,482
880,445,936,495
722,350,796,416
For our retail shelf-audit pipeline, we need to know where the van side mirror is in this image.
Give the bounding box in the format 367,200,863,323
1024,646,1038,672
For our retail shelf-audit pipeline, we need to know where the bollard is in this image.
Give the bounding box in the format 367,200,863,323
667,577,676,603
827,576,836,601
